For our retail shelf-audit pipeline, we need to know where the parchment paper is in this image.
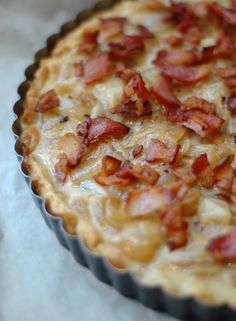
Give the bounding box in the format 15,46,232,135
0,0,178,320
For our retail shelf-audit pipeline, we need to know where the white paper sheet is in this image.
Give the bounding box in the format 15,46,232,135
0,0,178,320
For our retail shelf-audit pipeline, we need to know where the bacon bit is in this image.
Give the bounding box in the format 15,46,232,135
132,144,143,158
77,31,98,54
215,35,235,58
54,153,68,183
145,138,180,164
126,181,186,216
124,73,150,100
84,53,112,84
34,90,59,113
95,174,132,186
226,93,236,114
192,153,210,176
195,46,216,63
102,155,122,175
172,167,196,185
151,76,180,108
182,109,224,137
208,3,236,27
216,65,236,79
162,64,209,84
154,49,196,66
100,17,127,38
181,96,216,114
115,68,136,81
137,24,155,39
123,35,145,52
129,164,160,185
109,43,129,60
213,155,234,193
87,116,130,144
111,98,152,117
165,35,183,47
185,26,203,46
224,78,236,88
76,115,92,142
73,62,84,77
161,207,188,251
165,2,199,32
207,228,236,263
58,133,85,168
165,108,184,123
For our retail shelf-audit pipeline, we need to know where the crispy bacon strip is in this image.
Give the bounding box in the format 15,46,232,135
154,50,196,66
208,2,236,27
58,133,85,168
124,73,151,100
34,90,59,113
100,17,127,38
161,207,188,250
151,76,180,108
54,153,68,183
162,64,209,84
77,31,98,54
226,93,236,114
84,53,112,84
137,24,155,39
145,138,180,164
192,153,210,176
207,228,236,263
213,155,234,192
87,116,130,144
123,35,145,52
182,109,224,137
111,98,152,117
181,96,216,114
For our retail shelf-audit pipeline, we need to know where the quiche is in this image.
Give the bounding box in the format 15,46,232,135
20,0,236,306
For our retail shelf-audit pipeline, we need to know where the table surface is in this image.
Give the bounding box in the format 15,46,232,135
0,0,178,320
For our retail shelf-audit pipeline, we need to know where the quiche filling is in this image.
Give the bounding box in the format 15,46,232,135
20,0,236,305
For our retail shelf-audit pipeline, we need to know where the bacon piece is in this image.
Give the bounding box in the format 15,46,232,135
195,46,216,63
126,181,186,216
224,78,236,88
215,35,235,58
151,76,180,108
132,144,143,158
111,98,152,117
109,43,129,60
145,138,180,164
154,50,196,66
161,207,188,250
77,31,98,54
182,109,224,137
192,153,210,176
162,64,209,84
216,65,236,79
101,155,122,175
165,108,184,123
34,90,59,113
213,155,234,193
54,153,68,183
207,229,236,263
95,174,132,186
76,115,92,143
73,62,84,77
208,3,236,27
232,176,236,195
181,96,216,114
172,167,196,185
115,68,136,81
124,73,150,100
87,116,129,144
137,24,155,39
146,0,168,10
84,53,112,84
227,93,236,114
129,164,160,185
165,35,183,47
123,35,145,52
100,17,127,38
58,133,85,168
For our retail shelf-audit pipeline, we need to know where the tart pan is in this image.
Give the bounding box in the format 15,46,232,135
12,0,236,320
